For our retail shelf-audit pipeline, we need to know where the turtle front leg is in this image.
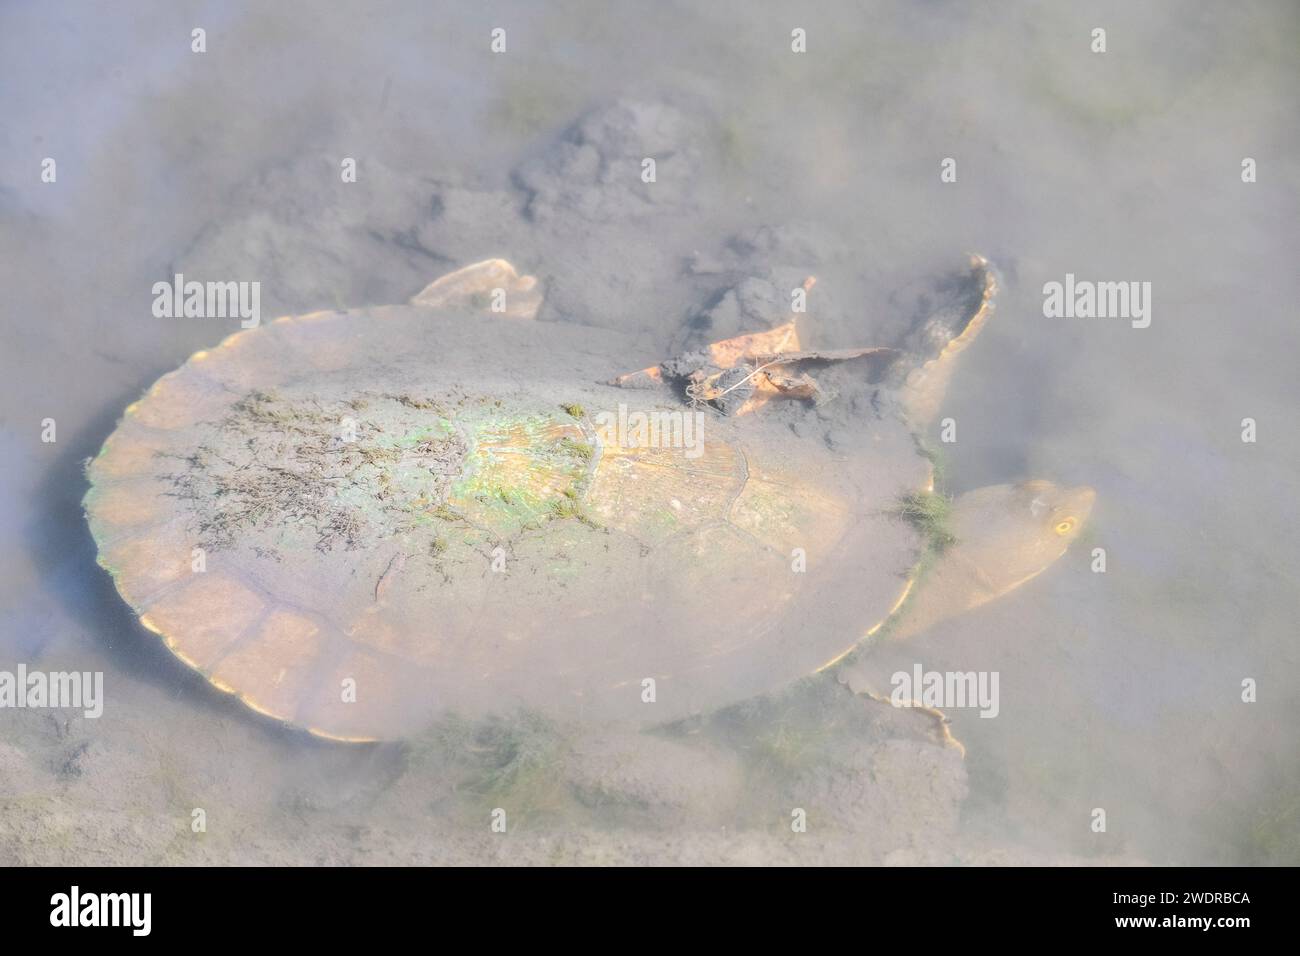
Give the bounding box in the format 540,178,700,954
891,254,998,431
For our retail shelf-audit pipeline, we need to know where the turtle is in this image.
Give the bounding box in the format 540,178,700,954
83,256,1095,743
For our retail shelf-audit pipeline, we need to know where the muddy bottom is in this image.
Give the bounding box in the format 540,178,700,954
2,1,1297,866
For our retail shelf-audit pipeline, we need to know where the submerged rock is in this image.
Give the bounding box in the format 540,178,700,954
515,99,703,223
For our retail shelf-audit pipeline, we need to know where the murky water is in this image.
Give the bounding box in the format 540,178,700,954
2,1,1297,864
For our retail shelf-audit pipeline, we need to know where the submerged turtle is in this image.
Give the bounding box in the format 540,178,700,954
84,257,1094,742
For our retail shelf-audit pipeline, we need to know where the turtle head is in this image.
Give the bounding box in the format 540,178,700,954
1015,479,1096,547
944,479,1096,604
852,478,1095,650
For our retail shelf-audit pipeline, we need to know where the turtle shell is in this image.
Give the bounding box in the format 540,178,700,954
84,304,928,740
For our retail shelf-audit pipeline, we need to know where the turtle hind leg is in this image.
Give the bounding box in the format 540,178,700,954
836,664,967,757
410,258,542,319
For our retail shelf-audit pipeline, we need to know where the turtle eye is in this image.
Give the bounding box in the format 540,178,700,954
1054,517,1076,536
